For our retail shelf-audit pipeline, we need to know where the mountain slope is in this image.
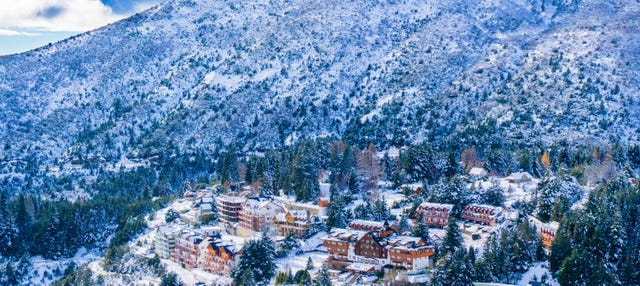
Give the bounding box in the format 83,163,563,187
0,0,638,170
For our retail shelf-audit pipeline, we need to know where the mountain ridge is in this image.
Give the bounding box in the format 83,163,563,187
0,0,638,171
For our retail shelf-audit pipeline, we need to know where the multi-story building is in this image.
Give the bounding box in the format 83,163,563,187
216,193,247,224
238,198,285,232
461,204,503,226
153,225,178,259
273,210,318,238
415,202,454,228
194,194,215,224
384,235,434,270
323,228,367,271
348,219,398,232
199,238,242,275
171,231,204,269
323,225,435,274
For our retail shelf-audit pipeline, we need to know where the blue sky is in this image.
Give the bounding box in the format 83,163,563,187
0,0,161,56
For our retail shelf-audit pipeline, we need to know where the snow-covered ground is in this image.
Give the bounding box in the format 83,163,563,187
29,247,103,286
472,177,540,207
275,251,329,274
517,262,558,286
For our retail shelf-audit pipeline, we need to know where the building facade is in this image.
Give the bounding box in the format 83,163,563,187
539,221,559,249
238,199,285,232
153,226,177,259
415,202,454,228
216,194,247,224
323,226,435,273
348,219,398,232
171,231,204,269
461,204,503,226
199,239,241,275
273,210,318,238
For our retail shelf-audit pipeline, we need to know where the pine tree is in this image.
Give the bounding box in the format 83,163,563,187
14,193,31,252
326,185,349,229
431,248,474,286
306,257,314,270
398,215,410,234
441,218,463,256
233,231,277,285
294,270,312,286
275,271,290,285
314,264,332,286
0,190,18,256
411,219,430,243
159,273,184,286
278,231,300,257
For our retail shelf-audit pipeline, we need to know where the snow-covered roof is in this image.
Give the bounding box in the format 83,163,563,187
289,209,308,219
506,171,533,181
528,216,559,232
469,167,488,176
346,262,376,273
464,204,503,216
349,219,386,228
217,194,247,203
418,202,454,211
323,228,367,242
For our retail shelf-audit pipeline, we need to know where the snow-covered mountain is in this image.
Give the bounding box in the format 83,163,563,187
1,0,639,167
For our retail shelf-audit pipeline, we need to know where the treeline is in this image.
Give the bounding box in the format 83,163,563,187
2,136,640,285
550,177,640,285
431,217,546,285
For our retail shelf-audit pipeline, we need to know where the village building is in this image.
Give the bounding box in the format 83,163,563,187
323,224,435,274
199,238,242,275
506,171,533,183
171,231,204,269
529,217,560,249
461,204,503,226
238,198,285,232
468,167,488,178
415,202,454,228
348,219,399,232
273,209,319,238
216,193,247,224
539,222,559,249
193,194,215,224
153,225,178,259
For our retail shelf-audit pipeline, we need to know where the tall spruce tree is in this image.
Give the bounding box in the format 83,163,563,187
326,184,349,229
233,231,277,285
441,218,463,256
314,264,332,286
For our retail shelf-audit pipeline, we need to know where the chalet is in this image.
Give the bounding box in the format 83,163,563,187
216,193,247,224
415,202,454,228
199,238,242,275
506,172,533,183
273,209,319,238
461,204,503,226
171,231,204,269
238,198,285,232
323,226,435,274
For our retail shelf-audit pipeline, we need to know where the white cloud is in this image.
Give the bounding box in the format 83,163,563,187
0,0,125,32
0,29,42,36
